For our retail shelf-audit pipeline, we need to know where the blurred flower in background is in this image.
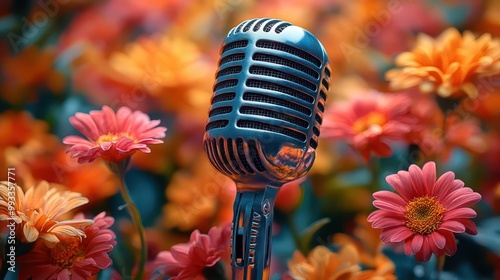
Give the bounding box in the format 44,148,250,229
1,0,499,279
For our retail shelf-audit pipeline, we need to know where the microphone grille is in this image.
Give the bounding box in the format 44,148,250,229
233,18,293,35
205,18,331,181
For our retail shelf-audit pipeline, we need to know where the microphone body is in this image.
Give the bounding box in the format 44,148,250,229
204,18,330,280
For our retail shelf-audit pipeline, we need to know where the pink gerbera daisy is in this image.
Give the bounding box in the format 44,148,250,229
63,105,167,163
152,223,231,279
367,161,481,262
322,91,417,161
18,212,117,280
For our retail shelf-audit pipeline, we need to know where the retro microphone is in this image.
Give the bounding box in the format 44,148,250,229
203,18,331,280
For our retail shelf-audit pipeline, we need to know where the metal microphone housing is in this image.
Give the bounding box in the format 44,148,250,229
204,18,331,189
203,18,331,280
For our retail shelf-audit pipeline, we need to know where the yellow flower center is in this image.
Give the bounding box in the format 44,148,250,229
404,196,446,235
50,236,85,270
96,132,135,145
352,112,387,134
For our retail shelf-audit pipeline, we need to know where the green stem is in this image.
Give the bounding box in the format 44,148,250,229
117,173,147,280
286,214,304,255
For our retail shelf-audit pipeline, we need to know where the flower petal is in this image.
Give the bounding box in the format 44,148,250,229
431,231,446,249
439,220,465,233
411,234,424,254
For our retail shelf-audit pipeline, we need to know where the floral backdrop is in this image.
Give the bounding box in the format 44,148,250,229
0,0,499,279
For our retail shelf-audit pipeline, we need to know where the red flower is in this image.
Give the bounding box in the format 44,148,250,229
367,162,481,262
152,223,231,279
322,92,417,161
63,105,166,163
18,212,116,279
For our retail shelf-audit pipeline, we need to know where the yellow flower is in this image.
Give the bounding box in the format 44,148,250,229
333,215,396,280
107,34,214,121
162,156,235,232
386,28,500,98
287,244,382,280
0,181,93,247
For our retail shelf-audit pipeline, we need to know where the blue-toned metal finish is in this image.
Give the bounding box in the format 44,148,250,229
203,18,331,280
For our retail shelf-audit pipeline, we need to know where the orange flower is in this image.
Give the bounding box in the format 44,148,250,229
332,215,396,279
0,46,65,105
0,110,48,150
386,28,500,98
107,34,214,118
163,156,235,232
0,181,92,246
285,244,382,280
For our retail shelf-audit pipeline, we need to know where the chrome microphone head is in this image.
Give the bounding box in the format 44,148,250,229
204,18,331,189
203,18,331,280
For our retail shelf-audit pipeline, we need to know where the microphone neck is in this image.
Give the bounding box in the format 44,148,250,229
231,185,279,280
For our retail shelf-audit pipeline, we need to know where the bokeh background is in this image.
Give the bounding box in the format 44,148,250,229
1,0,499,279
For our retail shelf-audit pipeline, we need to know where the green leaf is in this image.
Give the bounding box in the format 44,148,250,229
298,217,331,254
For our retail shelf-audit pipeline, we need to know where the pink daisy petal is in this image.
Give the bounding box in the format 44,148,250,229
439,220,466,233
430,231,446,249
368,161,481,262
404,238,413,256
422,161,436,195
444,208,477,220
434,171,456,197
411,234,424,254
409,164,426,196
371,217,405,229
440,230,457,256
455,218,478,235
386,174,412,201
373,200,405,214
152,224,231,279
390,227,414,242
446,192,482,210
63,106,167,164
373,191,407,207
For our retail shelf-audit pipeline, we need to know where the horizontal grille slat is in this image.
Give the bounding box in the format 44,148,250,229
256,39,321,67
212,92,236,104
246,79,314,103
242,92,311,115
214,79,238,91
237,120,306,141
253,53,319,79
240,106,308,128
206,120,229,131
216,66,242,78
209,106,232,117
219,53,245,66
249,66,316,91
222,40,248,53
